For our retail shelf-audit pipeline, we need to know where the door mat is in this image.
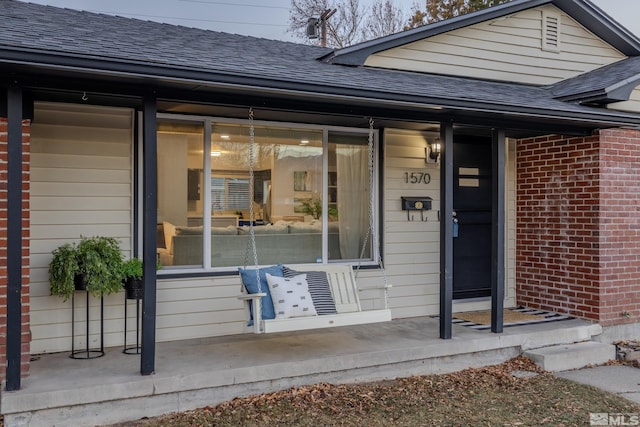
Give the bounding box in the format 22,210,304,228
450,307,574,330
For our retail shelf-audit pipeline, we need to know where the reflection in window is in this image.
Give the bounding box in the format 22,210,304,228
155,118,376,271
210,124,323,267
156,120,204,269
329,132,371,261
211,177,250,212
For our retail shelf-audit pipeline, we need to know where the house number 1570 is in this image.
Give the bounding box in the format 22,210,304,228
404,172,431,184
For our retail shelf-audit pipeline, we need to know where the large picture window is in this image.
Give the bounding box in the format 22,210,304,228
156,116,378,272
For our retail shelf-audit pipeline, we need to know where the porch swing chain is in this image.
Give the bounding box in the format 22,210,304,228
356,117,390,310
242,107,261,293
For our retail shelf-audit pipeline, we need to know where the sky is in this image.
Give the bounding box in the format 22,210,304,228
20,0,640,43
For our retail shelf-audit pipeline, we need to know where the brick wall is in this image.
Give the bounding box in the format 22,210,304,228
0,117,31,380
597,129,640,325
516,130,640,326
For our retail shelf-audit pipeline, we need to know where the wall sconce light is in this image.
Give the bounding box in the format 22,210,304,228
425,139,441,164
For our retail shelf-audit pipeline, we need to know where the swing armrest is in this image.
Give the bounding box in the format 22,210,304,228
237,293,267,334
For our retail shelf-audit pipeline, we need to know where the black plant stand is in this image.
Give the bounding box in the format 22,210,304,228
70,290,105,359
123,293,141,355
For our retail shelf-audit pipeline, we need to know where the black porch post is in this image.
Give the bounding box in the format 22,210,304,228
439,122,454,339
6,84,23,391
140,95,157,376
490,129,506,333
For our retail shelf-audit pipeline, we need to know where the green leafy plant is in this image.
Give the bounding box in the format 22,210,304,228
299,198,321,219
76,236,125,297
299,198,338,220
49,243,81,301
120,257,162,300
121,257,144,280
49,236,125,301
121,257,161,281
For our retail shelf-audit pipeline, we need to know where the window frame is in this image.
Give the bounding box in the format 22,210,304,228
152,113,380,275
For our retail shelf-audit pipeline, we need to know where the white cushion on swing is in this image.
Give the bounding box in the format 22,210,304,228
266,273,317,319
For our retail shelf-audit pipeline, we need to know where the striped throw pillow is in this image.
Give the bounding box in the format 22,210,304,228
283,266,338,315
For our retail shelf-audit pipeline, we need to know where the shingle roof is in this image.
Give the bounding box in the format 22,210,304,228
1,1,331,76
549,56,640,104
2,0,640,127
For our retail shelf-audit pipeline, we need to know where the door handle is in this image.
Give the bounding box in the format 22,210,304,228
452,211,459,238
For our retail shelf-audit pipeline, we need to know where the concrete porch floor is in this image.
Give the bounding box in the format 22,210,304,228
2,316,601,427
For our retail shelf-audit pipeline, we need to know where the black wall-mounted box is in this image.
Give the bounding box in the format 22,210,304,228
401,196,433,211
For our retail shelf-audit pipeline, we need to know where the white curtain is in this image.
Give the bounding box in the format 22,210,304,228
336,145,369,259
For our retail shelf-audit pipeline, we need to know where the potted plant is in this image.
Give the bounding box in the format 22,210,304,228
121,257,161,299
121,258,143,299
49,236,125,301
49,243,81,301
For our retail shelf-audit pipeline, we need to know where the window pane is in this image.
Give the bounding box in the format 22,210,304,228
157,120,204,268
329,132,371,261
211,124,323,267
210,177,226,211
227,178,249,210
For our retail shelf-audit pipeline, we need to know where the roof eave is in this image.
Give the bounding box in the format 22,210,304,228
325,0,640,66
4,48,640,129
554,0,640,56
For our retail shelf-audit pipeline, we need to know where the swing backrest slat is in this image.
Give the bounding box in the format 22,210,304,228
288,264,362,313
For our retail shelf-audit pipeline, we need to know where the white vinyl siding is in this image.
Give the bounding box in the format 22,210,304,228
382,130,441,318
364,5,625,85
29,102,134,354
155,276,247,340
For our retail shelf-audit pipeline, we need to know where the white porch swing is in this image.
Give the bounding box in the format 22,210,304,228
238,109,392,334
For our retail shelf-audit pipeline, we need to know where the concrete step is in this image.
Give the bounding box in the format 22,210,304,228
524,341,616,372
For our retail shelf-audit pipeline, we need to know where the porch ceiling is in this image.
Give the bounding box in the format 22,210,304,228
2,68,618,141
7,62,640,137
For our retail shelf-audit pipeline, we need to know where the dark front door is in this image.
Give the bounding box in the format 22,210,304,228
453,136,492,299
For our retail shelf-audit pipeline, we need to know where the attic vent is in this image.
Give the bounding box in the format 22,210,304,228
542,11,561,52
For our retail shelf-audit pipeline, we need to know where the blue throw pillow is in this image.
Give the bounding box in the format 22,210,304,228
239,264,283,324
